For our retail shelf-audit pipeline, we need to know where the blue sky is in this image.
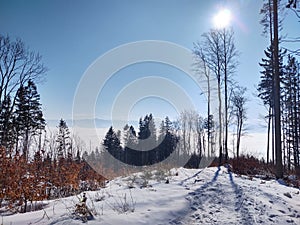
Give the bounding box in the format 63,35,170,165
0,0,298,128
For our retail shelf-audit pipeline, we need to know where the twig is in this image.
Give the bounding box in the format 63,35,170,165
42,208,50,220
282,38,300,43
33,208,50,224
291,8,300,19
105,190,135,214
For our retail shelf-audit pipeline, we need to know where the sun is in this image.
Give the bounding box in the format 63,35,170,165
213,8,232,29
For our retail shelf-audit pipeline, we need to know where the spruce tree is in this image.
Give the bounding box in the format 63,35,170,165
157,117,178,163
137,114,157,165
281,56,300,170
103,126,122,169
258,46,285,164
0,95,14,150
14,80,45,159
123,125,137,164
56,119,71,160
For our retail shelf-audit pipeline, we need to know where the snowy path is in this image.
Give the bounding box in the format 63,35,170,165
170,167,300,225
2,166,300,225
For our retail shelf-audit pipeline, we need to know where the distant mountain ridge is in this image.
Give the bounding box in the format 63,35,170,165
46,118,138,129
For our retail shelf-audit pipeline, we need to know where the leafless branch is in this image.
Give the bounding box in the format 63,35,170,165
282,37,300,42
291,8,300,18
0,35,47,103
282,47,300,56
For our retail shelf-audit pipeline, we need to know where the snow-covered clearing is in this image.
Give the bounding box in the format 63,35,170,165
2,166,300,225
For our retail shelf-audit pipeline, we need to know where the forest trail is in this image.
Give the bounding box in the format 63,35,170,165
170,166,300,225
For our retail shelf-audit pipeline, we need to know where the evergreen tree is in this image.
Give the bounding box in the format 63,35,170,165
203,115,215,156
148,114,157,144
103,126,122,170
123,125,137,164
258,45,285,164
123,124,137,148
0,95,14,150
281,55,300,170
14,80,45,159
138,115,150,141
157,117,179,164
56,119,71,160
137,114,157,165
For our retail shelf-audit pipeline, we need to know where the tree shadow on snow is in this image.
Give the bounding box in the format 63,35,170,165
170,167,221,224
227,167,255,225
179,169,205,186
171,167,256,225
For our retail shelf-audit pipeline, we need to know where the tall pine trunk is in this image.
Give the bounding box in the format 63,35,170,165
267,106,271,164
273,0,283,178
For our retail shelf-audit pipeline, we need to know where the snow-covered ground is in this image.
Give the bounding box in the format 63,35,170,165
2,166,300,225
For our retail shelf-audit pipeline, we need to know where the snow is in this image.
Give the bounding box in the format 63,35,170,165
2,166,300,225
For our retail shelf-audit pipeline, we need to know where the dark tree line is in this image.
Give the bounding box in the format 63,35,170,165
84,112,218,173
102,114,179,168
281,56,300,171
259,46,300,172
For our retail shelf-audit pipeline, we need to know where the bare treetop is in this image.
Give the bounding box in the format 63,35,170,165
0,35,47,103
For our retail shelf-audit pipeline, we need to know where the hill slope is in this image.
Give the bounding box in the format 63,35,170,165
2,166,300,225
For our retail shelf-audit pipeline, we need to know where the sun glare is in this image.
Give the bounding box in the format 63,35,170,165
213,8,232,29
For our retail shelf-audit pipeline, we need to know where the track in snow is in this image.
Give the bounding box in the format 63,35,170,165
170,167,300,225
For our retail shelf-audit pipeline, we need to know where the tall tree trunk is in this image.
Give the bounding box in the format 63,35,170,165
224,57,229,162
236,118,243,159
221,29,229,162
293,84,299,170
297,70,300,170
218,78,223,165
207,70,211,157
272,110,275,164
273,0,283,178
23,130,29,162
267,106,271,164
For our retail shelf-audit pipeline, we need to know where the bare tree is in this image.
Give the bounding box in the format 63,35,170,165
193,44,214,157
0,34,47,112
230,86,247,159
201,30,223,164
199,28,238,164
179,110,205,156
219,28,239,161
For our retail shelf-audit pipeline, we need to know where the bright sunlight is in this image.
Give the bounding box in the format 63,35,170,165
213,8,232,29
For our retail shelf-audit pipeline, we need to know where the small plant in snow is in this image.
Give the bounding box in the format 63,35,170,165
154,169,170,182
106,190,136,214
140,179,149,188
126,174,138,189
94,190,106,202
140,170,153,180
139,171,154,188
